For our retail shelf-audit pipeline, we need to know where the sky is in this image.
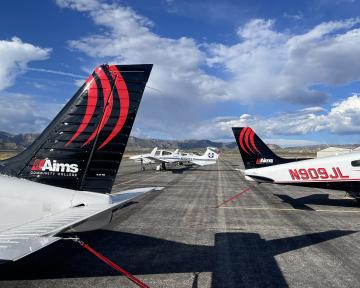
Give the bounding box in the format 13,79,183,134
0,0,360,146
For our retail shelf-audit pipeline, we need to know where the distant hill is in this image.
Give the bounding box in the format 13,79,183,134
127,137,234,150
0,131,38,150
0,131,233,151
0,131,357,152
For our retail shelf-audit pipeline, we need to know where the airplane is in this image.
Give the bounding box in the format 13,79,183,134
180,147,220,167
130,147,220,170
232,127,360,203
0,64,163,262
129,147,180,170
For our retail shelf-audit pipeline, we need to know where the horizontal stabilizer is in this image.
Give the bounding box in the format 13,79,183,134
110,187,163,203
0,236,60,262
192,160,217,166
0,186,162,262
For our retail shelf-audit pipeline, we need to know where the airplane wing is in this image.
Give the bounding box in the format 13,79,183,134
191,160,217,166
0,187,162,262
144,156,172,164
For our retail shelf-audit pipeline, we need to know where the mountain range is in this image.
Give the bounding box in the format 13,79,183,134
1,131,358,152
0,131,243,151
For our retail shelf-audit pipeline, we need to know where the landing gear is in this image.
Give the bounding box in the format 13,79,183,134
347,191,360,205
140,159,145,171
155,163,167,171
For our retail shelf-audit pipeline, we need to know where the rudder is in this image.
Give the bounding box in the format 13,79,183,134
232,127,290,169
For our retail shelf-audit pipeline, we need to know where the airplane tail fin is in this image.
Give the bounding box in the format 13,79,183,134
191,147,219,166
150,147,157,156
232,127,295,169
0,64,152,193
203,147,219,160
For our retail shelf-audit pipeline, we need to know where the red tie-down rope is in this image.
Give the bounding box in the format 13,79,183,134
216,183,257,208
75,239,150,288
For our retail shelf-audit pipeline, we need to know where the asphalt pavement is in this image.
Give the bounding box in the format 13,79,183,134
0,154,359,287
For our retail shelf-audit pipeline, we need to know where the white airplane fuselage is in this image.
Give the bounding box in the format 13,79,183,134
131,147,219,167
244,153,360,197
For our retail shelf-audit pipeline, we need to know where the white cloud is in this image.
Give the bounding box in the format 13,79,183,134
56,0,229,138
55,0,360,139
0,37,51,91
207,18,360,105
327,94,360,134
188,94,360,140
0,93,62,134
0,37,56,134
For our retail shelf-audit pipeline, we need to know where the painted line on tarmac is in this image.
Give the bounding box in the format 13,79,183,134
219,206,360,213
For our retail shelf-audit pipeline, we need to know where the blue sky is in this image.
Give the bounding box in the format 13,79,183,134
0,0,359,146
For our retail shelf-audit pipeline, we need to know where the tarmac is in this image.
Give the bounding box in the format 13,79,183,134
0,154,359,287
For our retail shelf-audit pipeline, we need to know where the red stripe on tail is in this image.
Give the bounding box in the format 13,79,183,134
65,75,98,147
82,68,113,147
249,129,260,154
239,128,250,155
244,127,255,154
98,66,129,150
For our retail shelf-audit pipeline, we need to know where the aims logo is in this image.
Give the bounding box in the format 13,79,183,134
31,159,79,175
256,158,273,164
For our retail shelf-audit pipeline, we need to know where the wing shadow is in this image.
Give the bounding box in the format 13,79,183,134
0,229,356,287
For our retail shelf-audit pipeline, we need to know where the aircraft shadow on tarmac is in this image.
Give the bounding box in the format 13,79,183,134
168,166,194,174
274,193,359,210
0,229,356,287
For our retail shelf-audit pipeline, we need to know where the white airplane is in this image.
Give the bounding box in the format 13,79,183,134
232,127,360,203
129,148,180,170
180,147,220,166
130,147,220,170
0,64,163,262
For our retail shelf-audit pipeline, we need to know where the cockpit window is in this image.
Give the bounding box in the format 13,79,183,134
155,151,161,156
162,151,172,156
351,160,360,167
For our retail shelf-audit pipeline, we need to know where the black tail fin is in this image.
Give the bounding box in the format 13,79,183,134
232,127,297,169
0,64,152,193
